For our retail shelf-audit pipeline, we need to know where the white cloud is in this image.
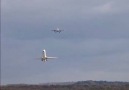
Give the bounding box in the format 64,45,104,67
2,0,129,22
91,2,113,14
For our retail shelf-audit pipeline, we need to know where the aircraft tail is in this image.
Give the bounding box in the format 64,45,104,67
42,49,57,60
43,49,47,58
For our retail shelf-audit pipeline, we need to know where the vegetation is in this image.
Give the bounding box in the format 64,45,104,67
1,81,129,90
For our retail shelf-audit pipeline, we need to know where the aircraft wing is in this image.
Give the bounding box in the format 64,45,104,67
47,57,57,59
51,30,56,31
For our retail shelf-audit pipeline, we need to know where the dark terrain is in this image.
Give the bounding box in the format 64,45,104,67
1,80,129,90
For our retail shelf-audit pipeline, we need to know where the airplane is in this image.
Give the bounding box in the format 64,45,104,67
39,49,57,62
51,27,64,33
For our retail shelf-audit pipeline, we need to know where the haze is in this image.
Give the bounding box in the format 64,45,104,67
1,0,129,85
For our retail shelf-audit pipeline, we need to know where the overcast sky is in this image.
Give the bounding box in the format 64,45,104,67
1,0,129,85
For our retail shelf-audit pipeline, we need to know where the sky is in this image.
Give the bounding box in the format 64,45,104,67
1,0,129,85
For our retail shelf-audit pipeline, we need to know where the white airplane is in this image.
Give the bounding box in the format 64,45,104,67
51,27,64,33
40,49,57,62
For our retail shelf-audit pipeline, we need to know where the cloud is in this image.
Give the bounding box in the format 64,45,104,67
87,0,129,15
91,2,113,14
1,0,129,85
2,0,129,22
1,36,129,84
